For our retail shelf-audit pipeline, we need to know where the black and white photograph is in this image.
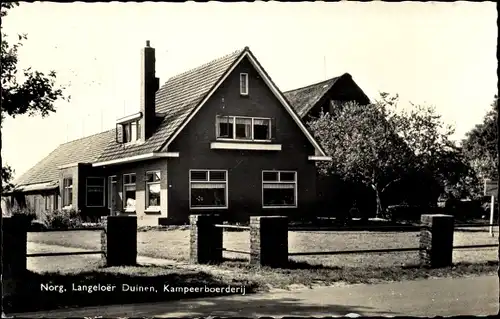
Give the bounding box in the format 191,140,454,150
1,1,498,317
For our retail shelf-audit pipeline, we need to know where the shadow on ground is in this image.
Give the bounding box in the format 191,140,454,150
3,265,258,314
10,294,397,318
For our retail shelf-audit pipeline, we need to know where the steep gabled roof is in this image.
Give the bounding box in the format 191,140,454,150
156,47,329,157
284,76,341,117
14,130,115,187
284,73,370,118
95,48,245,163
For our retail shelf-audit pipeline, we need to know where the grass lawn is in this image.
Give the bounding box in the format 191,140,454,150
28,228,499,268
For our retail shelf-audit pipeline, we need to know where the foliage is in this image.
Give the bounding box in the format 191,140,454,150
39,209,83,229
1,2,69,193
461,96,499,196
308,93,473,217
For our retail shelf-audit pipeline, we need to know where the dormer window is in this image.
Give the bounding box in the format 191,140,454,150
116,112,143,144
123,120,141,143
240,73,248,95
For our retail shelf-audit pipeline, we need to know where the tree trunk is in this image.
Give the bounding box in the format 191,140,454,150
374,187,383,219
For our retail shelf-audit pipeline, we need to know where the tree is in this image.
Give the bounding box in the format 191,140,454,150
308,94,414,217
1,2,68,193
462,96,499,187
308,93,469,217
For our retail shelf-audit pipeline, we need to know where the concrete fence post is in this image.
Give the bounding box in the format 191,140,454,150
189,214,223,264
250,216,288,268
419,214,454,268
2,215,28,301
101,215,137,266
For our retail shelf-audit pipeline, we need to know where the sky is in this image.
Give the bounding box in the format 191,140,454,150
1,1,497,181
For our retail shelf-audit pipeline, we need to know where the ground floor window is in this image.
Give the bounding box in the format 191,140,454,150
146,171,161,209
86,177,105,207
123,173,136,211
189,170,228,209
63,177,73,207
262,171,297,208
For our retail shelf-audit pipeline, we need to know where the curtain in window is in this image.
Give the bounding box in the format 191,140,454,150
263,183,295,189
191,183,226,189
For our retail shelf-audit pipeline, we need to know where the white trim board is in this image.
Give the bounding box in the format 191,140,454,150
308,156,333,161
160,48,328,157
210,142,282,151
92,152,179,167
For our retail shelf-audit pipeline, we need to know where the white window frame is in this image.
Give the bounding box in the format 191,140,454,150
262,170,298,209
240,73,249,95
189,169,228,210
145,170,161,211
107,175,117,209
216,115,272,142
123,173,137,212
123,121,140,144
62,177,73,207
86,177,106,208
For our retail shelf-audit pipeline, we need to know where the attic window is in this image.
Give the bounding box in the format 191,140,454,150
240,73,249,95
123,121,141,143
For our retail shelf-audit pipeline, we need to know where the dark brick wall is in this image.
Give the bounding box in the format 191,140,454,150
101,216,137,266
249,216,288,267
419,214,454,268
189,214,223,264
168,57,318,223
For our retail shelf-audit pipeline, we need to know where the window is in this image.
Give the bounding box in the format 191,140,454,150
123,121,141,143
63,178,73,207
108,176,117,209
86,177,105,207
45,196,50,211
216,116,272,141
217,116,234,138
146,171,161,209
190,170,228,209
262,171,297,208
123,173,136,211
240,73,248,95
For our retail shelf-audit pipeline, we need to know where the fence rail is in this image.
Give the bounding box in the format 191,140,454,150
454,224,498,228
452,244,499,250
27,227,104,233
221,248,251,255
289,247,424,256
214,224,250,230
27,251,104,257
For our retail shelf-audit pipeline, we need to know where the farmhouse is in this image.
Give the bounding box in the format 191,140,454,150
6,42,369,226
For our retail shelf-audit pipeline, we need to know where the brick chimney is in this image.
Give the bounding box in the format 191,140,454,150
140,40,160,140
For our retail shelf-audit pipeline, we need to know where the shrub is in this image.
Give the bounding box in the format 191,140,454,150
385,204,438,222
39,209,83,229
10,208,37,223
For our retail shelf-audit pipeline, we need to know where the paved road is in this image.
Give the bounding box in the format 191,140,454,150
8,275,498,318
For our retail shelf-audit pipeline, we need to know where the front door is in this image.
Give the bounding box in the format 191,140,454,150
108,176,117,215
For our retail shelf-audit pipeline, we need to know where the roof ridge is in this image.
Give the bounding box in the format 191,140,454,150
284,76,340,94
165,47,246,83
59,128,114,146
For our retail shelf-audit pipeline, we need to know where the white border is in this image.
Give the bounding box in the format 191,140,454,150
189,169,229,210
261,170,298,209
